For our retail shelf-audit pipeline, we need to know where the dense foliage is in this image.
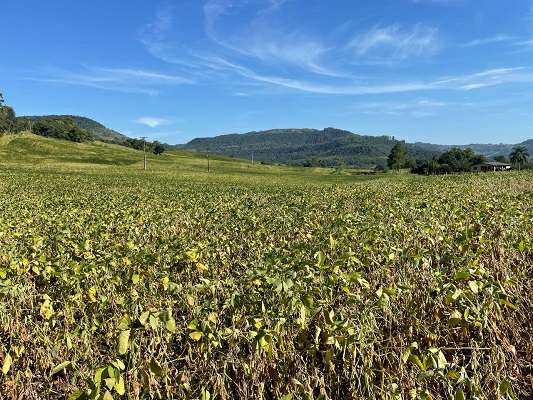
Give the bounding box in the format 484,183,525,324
28,118,95,142
0,93,17,134
510,146,530,170
387,142,415,171
18,115,128,144
0,159,531,399
184,128,439,169
184,128,533,169
412,148,487,175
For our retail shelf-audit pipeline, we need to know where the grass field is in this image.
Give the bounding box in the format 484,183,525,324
0,134,532,399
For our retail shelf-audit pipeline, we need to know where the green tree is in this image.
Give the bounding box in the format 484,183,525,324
153,142,165,155
0,91,16,133
509,146,529,171
32,118,94,142
494,155,508,163
387,143,407,171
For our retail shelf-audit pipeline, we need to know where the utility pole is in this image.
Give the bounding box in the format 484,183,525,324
140,136,147,170
252,151,254,165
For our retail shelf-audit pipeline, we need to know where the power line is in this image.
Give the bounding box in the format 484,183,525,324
140,137,147,170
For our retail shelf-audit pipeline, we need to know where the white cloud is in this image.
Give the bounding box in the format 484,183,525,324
26,65,193,95
461,35,514,48
135,117,171,128
354,99,448,118
348,24,440,60
137,2,533,98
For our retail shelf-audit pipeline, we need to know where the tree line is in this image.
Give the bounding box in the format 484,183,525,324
0,91,165,154
388,142,530,174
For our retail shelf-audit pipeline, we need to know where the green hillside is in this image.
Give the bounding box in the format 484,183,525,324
184,127,440,168
17,115,129,143
184,127,533,168
0,133,377,184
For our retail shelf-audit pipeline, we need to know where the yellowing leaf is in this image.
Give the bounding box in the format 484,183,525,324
115,374,125,395
50,361,71,376
2,353,12,375
189,331,204,341
196,262,208,272
88,286,97,302
118,330,130,355
40,298,54,320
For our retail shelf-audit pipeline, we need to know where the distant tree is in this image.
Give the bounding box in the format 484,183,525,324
0,106,16,133
153,142,165,155
472,154,487,165
494,155,508,163
387,143,407,171
510,146,529,171
437,147,477,172
32,118,94,142
0,91,16,133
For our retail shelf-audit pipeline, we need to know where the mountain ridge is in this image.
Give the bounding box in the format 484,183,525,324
17,115,129,144
184,127,533,168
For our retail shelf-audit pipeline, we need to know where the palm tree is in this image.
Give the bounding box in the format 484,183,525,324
509,146,530,171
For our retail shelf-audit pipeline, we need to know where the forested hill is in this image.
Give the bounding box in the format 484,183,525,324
17,115,129,144
184,128,439,168
184,128,533,168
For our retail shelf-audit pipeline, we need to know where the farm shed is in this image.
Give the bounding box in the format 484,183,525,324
471,161,512,172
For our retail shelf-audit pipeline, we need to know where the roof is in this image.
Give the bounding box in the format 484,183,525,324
473,161,511,167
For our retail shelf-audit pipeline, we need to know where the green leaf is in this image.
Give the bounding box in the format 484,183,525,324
189,331,204,341
103,390,114,400
468,280,479,294
132,274,140,284
409,354,425,371
139,311,150,326
165,315,176,333
436,350,448,369
149,314,159,330
454,270,471,281
94,367,105,384
118,330,130,355
401,347,412,363
201,387,211,400
2,353,12,375
115,374,125,395
68,390,88,400
51,361,71,376
454,388,465,400
149,359,162,377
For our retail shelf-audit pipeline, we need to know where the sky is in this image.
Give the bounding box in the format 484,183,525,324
1,0,533,145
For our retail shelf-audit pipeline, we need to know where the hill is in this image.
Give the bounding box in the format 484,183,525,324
184,128,533,168
0,133,377,184
184,127,440,168
17,115,129,143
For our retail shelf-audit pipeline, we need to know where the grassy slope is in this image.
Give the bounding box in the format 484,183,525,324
0,133,377,184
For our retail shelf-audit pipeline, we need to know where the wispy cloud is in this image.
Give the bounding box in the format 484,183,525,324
461,35,514,48
348,24,440,61
191,55,532,95
201,0,344,77
137,2,533,98
24,65,193,95
135,117,171,128
355,99,448,118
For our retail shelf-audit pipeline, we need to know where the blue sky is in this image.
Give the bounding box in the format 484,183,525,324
1,0,533,144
